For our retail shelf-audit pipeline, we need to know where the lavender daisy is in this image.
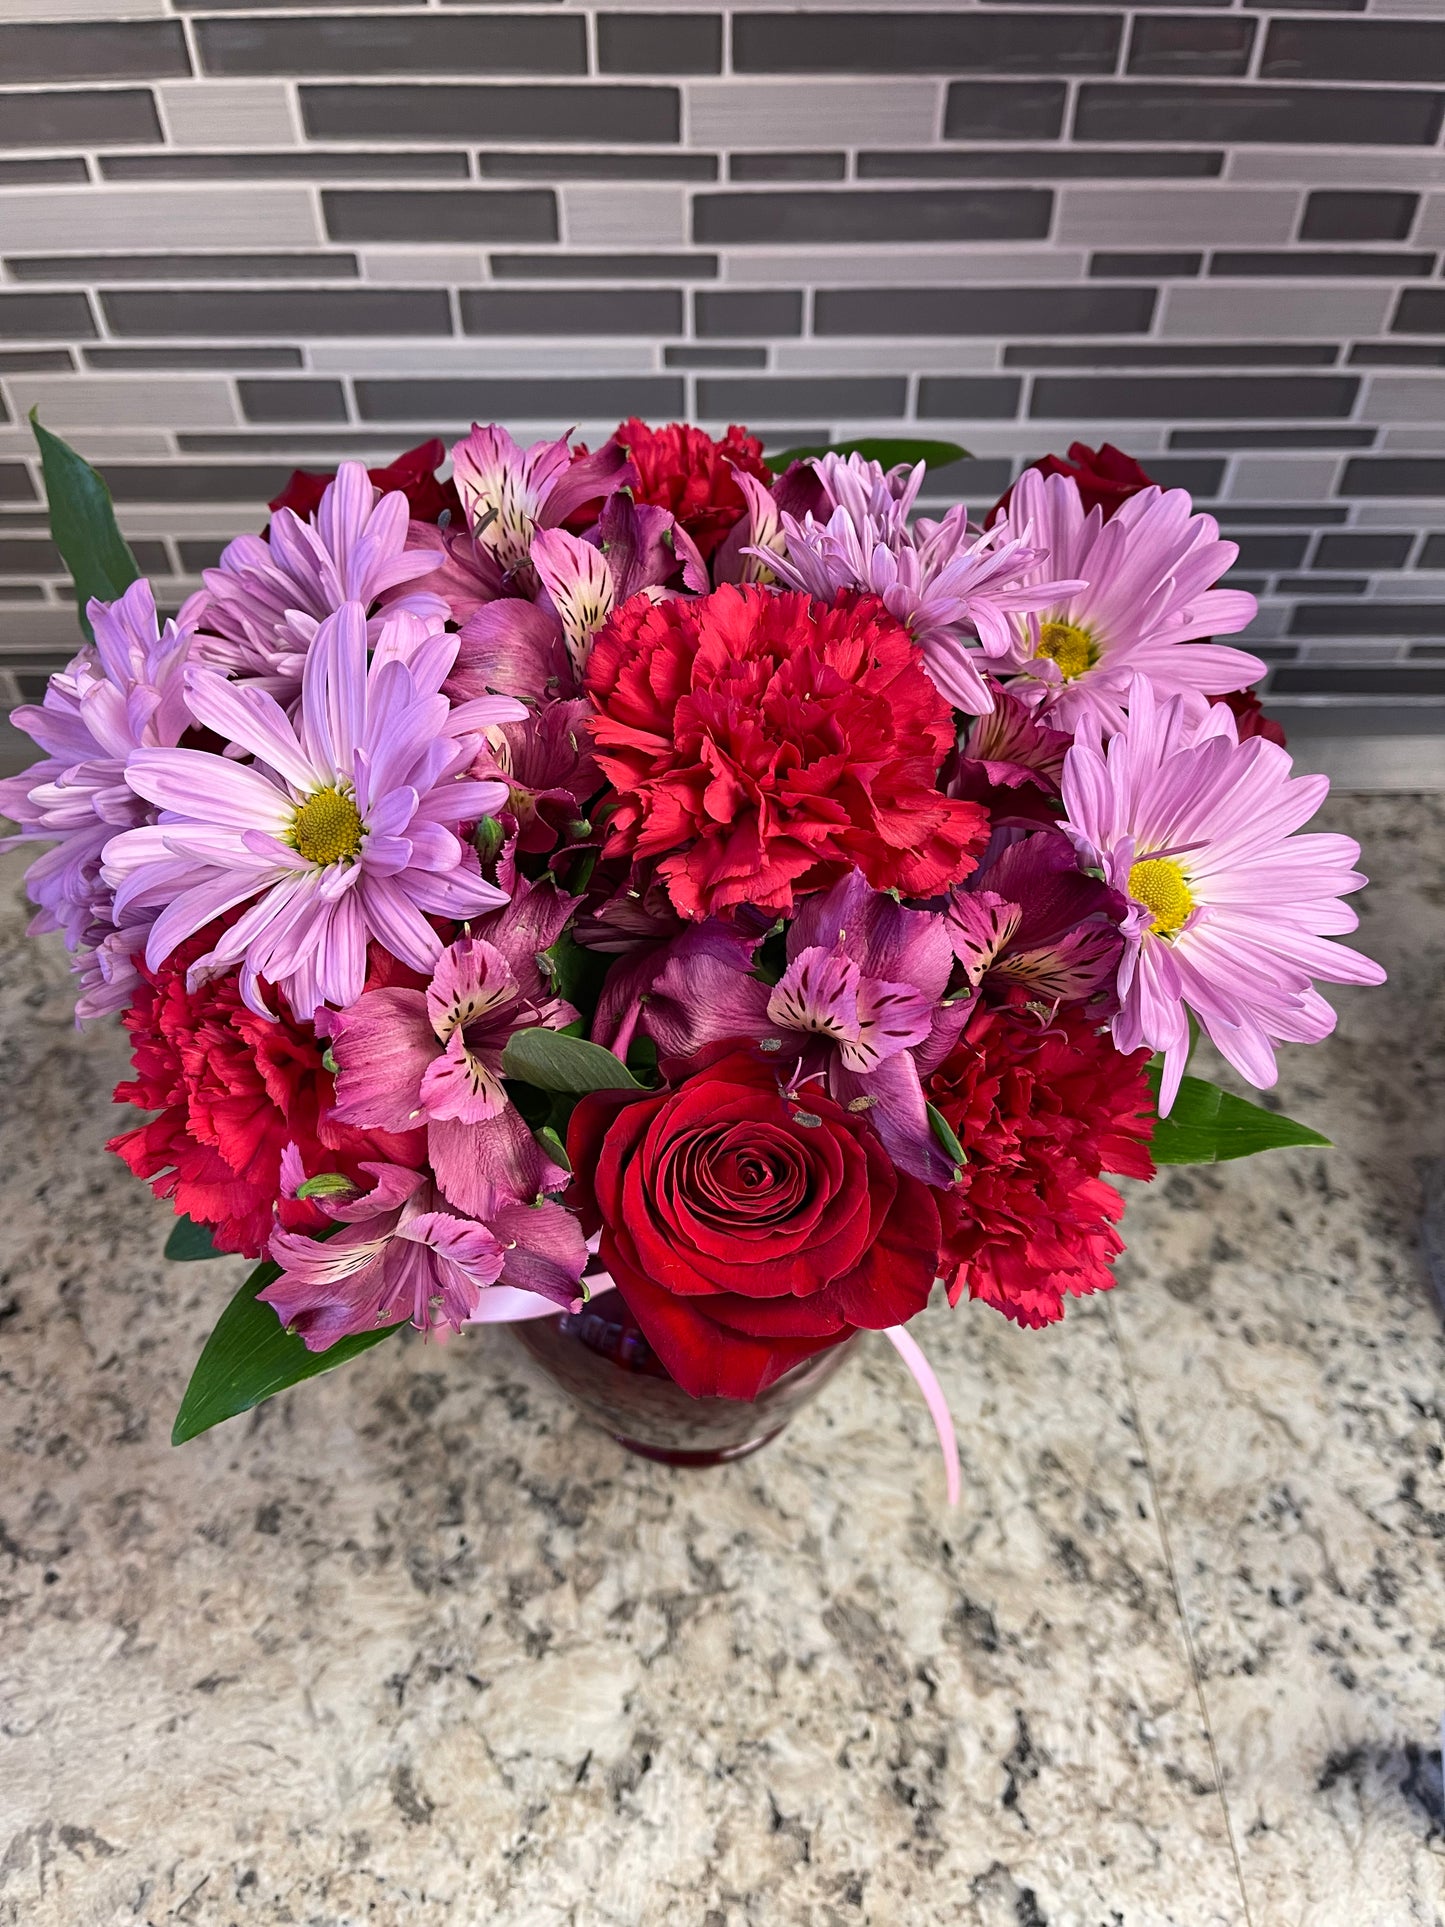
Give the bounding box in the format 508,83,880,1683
102,602,523,1019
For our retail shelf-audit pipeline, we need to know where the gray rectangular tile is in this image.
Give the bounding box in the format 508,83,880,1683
490,253,717,280
1225,533,1310,570
1074,83,1443,145
1349,345,1445,368
1170,427,1375,448
102,152,470,182
859,149,1222,180
942,81,1068,141
159,78,295,149
0,20,187,82
323,189,556,246
302,84,680,145
1262,17,1445,84
1029,374,1359,417
598,13,721,74
1057,187,1300,246
1273,664,1445,693
915,376,1026,418
238,378,349,424
686,80,938,149
1090,251,1202,277
0,159,89,186
1391,290,1445,334
1340,457,1445,495
459,288,683,335
2,535,164,576
8,373,236,432
694,376,906,417
175,0,425,7
1276,575,1367,597
85,346,304,370
1162,284,1391,338
816,286,1155,336
0,466,38,504
0,188,320,252
477,151,717,183
6,252,358,284
694,290,803,338
0,293,96,340
355,376,685,421
1005,343,1339,367
1417,535,1445,570
0,88,161,148
664,347,768,369
1300,190,1418,243
101,288,452,338
1208,251,1432,278
694,189,1051,245
0,351,73,374
103,463,295,503
1221,506,1350,525
1314,533,1415,570
734,10,1121,73
1127,14,1255,76
729,153,846,183
197,14,583,77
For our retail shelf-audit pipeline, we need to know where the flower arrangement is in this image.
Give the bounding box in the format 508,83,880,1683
2,417,1385,1490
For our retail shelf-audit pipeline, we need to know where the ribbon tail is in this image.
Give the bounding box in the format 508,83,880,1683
883,1325,961,1508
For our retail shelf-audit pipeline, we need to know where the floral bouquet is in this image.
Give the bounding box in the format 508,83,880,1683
2,417,1385,1491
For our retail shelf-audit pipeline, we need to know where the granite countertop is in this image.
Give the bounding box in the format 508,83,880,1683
2,794,1443,1927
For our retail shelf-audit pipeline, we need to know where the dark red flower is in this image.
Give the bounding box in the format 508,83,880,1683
615,418,772,562
109,926,424,1257
567,1044,940,1399
989,442,1157,527
926,999,1155,1330
1209,685,1287,749
585,583,990,921
267,438,461,526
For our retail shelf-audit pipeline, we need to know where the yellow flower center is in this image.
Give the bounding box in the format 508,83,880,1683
292,786,364,867
1128,857,1195,939
1035,621,1098,681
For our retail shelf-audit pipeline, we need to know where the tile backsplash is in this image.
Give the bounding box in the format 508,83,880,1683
1,0,1442,734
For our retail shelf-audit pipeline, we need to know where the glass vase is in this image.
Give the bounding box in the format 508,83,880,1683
510,1295,859,1467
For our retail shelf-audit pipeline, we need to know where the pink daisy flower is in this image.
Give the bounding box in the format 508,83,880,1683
102,603,522,1019
1060,674,1386,1112
182,461,448,693
0,578,194,1020
991,468,1266,732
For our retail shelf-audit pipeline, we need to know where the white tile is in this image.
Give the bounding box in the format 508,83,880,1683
1263,714,1445,788
1231,455,1345,499
773,340,1000,373
1055,187,1301,247
559,185,687,249
0,189,320,253
722,247,1085,285
1371,573,1445,598
157,81,298,151
1361,376,1445,424
1227,149,1445,188
0,429,172,458
1354,502,1445,527
687,79,941,148
1379,426,1445,451
1412,193,1445,247
0,0,163,14
359,250,486,286
1294,638,1408,662
1161,284,1393,340
308,342,659,375
5,375,237,433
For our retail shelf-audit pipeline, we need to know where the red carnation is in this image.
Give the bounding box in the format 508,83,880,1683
585,584,990,921
1209,685,1287,749
267,438,461,526
567,1044,940,1399
616,418,772,562
926,998,1155,1330
109,927,423,1257
989,441,1156,527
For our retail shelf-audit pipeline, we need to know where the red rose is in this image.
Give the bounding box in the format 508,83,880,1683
1209,685,1287,749
926,998,1155,1330
989,441,1156,527
567,1045,941,1399
585,583,990,921
616,418,772,562
267,437,461,526
110,925,423,1256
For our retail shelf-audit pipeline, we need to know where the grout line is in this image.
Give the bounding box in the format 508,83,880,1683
1104,1294,1257,1927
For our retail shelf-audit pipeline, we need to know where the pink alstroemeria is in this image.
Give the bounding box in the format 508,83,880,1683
325,878,577,1217
990,469,1266,732
945,830,1126,1014
761,453,1083,715
1060,673,1386,1111
0,579,194,1020
260,1161,587,1351
103,604,521,1019
182,462,447,694
467,698,601,856
941,683,1074,829
613,869,967,1187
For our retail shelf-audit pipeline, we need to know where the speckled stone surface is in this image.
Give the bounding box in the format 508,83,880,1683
1,796,1442,1927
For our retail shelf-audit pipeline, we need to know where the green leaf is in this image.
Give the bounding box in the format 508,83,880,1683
1146,1067,1331,1165
501,1026,642,1094
534,1123,572,1173
172,1259,403,1445
768,437,972,473
31,412,142,646
926,1101,966,1177
164,1215,224,1262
